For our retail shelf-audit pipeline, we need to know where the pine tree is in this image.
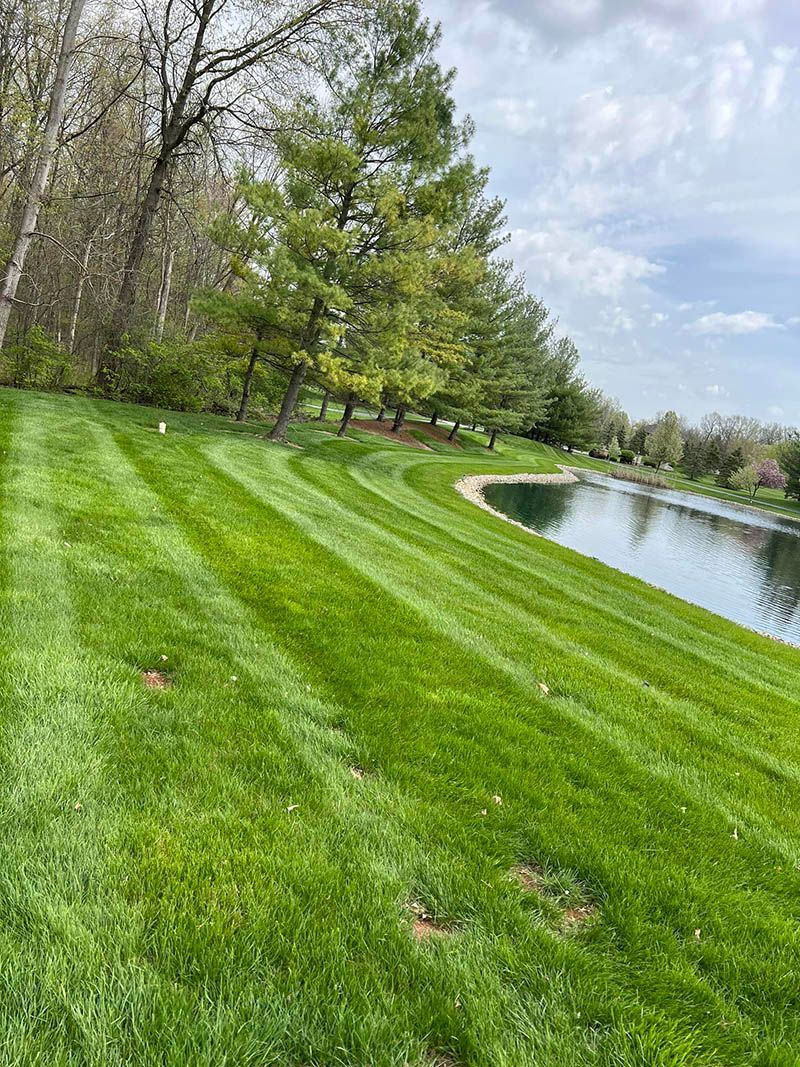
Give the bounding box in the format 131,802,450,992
779,437,800,501
630,423,648,456
705,439,721,477
716,446,744,488
468,264,552,450
683,440,708,480
251,1,470,441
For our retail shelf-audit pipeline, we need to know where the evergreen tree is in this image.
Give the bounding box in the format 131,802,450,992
532,338,601,452
683,440,708,480
779,436,800,501
630,422,648,455
716,446,744,488
705,439,722,476
221,2,470,441
469,264,552,450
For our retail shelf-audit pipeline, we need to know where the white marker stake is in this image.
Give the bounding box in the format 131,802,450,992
158,421,167,435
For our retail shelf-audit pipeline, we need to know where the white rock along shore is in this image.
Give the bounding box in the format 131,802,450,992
454,467,580,535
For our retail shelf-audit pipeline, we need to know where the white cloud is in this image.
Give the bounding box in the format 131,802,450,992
705,41,754,141
494,0,768,42
491,96,548,135
686,310,783,335
510,225,664,298
567,86,689,169
760,46,795,112
705,383,729,397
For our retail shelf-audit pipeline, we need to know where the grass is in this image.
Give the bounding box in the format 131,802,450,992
0,388,799,1066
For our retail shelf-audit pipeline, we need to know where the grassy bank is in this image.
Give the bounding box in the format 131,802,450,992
0,388,798,1066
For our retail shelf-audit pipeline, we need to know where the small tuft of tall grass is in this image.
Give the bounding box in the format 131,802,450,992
607,465,670,488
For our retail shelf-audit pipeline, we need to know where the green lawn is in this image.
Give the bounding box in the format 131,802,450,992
1,388,799,1066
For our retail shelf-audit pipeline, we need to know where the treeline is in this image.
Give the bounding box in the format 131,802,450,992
0,0,606,450
592,403,800,503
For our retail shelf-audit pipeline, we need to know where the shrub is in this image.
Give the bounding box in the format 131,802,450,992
98,338,227,412
589,448,609,459
1,325,72,389
619,449,635,464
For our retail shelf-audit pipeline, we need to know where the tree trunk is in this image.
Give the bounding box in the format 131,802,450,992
448,419,460,442
488,428,498,451
317,389,330,421
471,422,477,431
66,237,92,354
338,397,356,437
105,153,170,358
392,404,407,433
153,244,175,342
376,406,385,421
430,411,438,425
236,345,259,422
270,360,307,441
0,0,87,351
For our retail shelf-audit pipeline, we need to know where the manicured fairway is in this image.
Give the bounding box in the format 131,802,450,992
1,389,799,1067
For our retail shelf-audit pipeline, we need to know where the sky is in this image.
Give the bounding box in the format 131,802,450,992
423,0,800,423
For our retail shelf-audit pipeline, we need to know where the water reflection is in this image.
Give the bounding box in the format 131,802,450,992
484,472,800,644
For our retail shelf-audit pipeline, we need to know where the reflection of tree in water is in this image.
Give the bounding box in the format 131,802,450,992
626,488,662,550
752,527,800,626
486,482,577,534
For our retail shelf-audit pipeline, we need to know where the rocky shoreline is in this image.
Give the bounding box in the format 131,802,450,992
454,467,579,535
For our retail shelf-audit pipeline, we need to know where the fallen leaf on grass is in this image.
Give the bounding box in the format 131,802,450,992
286,804,299,813
538,682,550,695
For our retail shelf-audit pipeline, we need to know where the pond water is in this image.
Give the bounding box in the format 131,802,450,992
484,471,800,644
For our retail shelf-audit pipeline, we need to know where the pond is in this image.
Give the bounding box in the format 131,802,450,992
483,470,800,645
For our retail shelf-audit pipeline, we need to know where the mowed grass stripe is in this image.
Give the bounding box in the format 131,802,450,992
131,433,782,1064
0,394,163,1065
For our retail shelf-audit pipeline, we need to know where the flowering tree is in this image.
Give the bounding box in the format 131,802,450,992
730,458,787,500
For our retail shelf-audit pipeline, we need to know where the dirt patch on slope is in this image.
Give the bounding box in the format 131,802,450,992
350,420,431,450
405,901,453,939
510,863,598,929
142,670,171,690
410,422,464,449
